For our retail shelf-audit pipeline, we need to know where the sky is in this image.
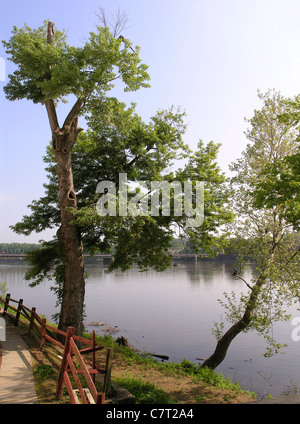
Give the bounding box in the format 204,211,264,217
0,0,300,243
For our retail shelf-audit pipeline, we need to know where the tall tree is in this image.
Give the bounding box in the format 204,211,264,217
3,19,150,335
201,90,300,370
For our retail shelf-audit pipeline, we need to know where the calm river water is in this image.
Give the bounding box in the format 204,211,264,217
1,258,300,399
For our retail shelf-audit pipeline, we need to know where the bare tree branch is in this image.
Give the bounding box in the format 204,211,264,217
45,22,59,133
112,8,130,37
96,6,130,37
232,271,253,291
96,7,108,28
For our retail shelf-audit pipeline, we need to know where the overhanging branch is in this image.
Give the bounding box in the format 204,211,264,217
232,270,253,291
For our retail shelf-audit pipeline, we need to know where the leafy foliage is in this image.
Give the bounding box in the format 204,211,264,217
253,151,300,229
251,94,300,230
3,21,150,105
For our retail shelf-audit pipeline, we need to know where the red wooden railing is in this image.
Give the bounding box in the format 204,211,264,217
0,293,113,404
55,326,113,404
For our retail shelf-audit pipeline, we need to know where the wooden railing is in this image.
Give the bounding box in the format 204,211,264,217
0,293,113,404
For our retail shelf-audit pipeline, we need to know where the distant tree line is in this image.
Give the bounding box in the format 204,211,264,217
0,243,40,254
0,239,252,256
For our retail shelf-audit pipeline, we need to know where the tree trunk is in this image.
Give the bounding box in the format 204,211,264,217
45,22,86,337
201,276,266,370
201,235,281,370
52,118,85,336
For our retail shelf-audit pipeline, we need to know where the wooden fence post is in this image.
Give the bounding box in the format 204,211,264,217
15,299,23,326
3,293,10,315
103,348,114,394
40,318,47,350
96,393,105,404
55,327,75,401
29,307,36,337
92,330,96,383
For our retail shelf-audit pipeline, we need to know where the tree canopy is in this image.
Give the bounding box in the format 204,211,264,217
252,94,300,230
3,21,150,105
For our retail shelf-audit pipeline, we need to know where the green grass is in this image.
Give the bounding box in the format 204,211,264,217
113,376,174,404
34,364,55,380
92,334,256,398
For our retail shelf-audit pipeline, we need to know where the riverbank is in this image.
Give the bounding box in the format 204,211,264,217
17,322,255,404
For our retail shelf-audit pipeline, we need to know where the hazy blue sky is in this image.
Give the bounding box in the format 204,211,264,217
1,0,300,243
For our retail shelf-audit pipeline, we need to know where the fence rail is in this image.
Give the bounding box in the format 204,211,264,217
0,293,113,404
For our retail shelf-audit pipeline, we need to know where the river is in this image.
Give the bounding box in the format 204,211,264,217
1,257,300,400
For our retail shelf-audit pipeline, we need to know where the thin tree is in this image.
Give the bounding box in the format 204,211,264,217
201,90,300,369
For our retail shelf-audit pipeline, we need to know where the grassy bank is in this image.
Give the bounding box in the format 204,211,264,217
21,325,256,404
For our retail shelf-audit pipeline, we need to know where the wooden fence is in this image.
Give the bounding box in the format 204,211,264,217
0,293,113,404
